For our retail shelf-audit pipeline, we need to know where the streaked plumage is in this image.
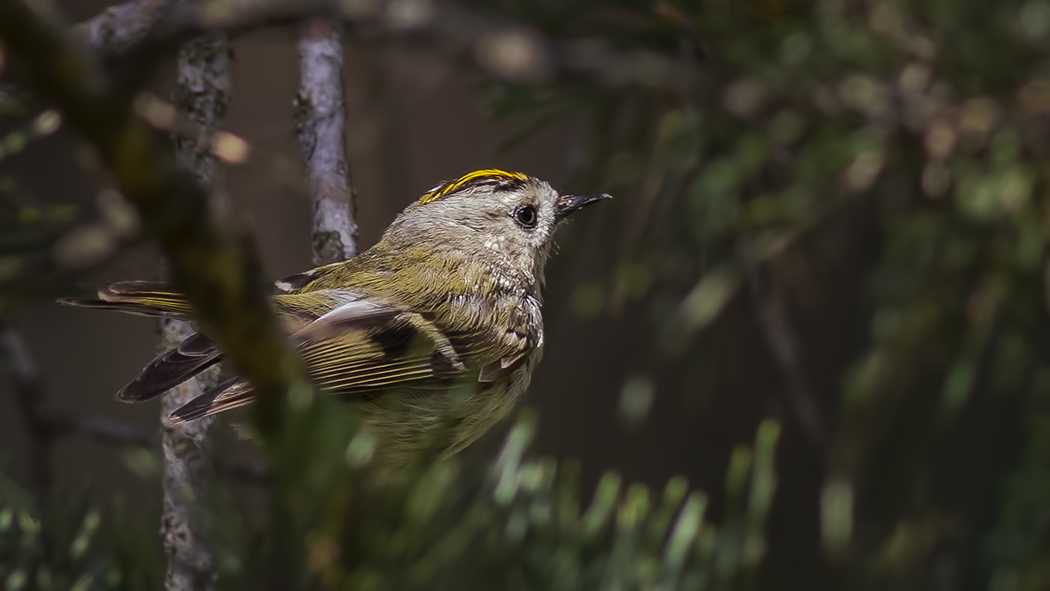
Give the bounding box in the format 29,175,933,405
61,170,609,466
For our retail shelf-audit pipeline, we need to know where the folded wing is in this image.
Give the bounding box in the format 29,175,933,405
168,298,531,424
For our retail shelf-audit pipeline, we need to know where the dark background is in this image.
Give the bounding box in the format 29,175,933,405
3,1,790,572
12,1,1045,589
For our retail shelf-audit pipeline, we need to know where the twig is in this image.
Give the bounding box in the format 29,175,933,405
296,18,357,265
0,318,50,504
738,241,827,462
0,316,265,506
0,0,178,114
159,318,219,591
157,25,232,591
39,411,272,484
70,0,180,52
0,0,305,437
5,0,704,119
41,410,159,447
108,0,704,97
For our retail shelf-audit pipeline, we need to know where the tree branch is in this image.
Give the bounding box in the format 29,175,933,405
110,0,703,95
159,323,218,591
41,410,160,447
70,0,180,52
0,0,304,436
39,411,271,484
155,27,231,590
5,0,702,120
296,18,357,265
0,0,178,114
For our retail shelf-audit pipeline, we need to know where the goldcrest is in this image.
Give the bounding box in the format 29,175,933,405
61,169,609,467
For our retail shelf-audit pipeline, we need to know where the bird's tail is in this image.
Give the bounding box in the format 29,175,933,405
117,332,223,402
60,282,223,402
58,281,196,318
168,377,254,425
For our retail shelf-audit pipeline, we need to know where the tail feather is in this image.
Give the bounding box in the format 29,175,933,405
59,281,195,318
60,281,252,417
117,332,223,402
168,378,254,425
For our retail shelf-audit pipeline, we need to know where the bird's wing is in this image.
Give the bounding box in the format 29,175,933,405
168,295,535,424
117,332,222,401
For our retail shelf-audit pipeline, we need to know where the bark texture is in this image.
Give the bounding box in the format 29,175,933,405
70,0,178,52
159,31,230,591
295,19,357,265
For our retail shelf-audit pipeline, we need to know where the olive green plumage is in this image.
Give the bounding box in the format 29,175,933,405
61,170,609,467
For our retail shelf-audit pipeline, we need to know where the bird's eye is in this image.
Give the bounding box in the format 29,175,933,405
514,205,538,229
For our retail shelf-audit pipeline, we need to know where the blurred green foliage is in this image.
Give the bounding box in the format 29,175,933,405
0,408,781,590
5,0,1050,588
0,474,162,590
488,0,1050,588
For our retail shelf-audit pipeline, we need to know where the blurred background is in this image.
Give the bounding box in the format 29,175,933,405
6,0,1050,589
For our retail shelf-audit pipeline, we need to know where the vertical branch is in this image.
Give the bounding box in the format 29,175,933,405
160,32,230,591
295,19,358,265
0,318,50,505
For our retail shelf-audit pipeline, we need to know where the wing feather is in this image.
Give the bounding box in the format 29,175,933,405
167,295,533,423
118,333,221,401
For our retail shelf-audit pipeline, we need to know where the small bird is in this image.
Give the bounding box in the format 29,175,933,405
61,169,609,467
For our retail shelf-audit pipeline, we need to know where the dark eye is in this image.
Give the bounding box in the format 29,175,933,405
514,205,538,228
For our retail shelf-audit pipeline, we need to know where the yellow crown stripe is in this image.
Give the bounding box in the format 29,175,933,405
419,169,528,205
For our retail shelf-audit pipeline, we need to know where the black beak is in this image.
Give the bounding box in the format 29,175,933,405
555,193,612,219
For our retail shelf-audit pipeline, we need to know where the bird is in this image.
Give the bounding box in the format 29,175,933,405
60,169,610,467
